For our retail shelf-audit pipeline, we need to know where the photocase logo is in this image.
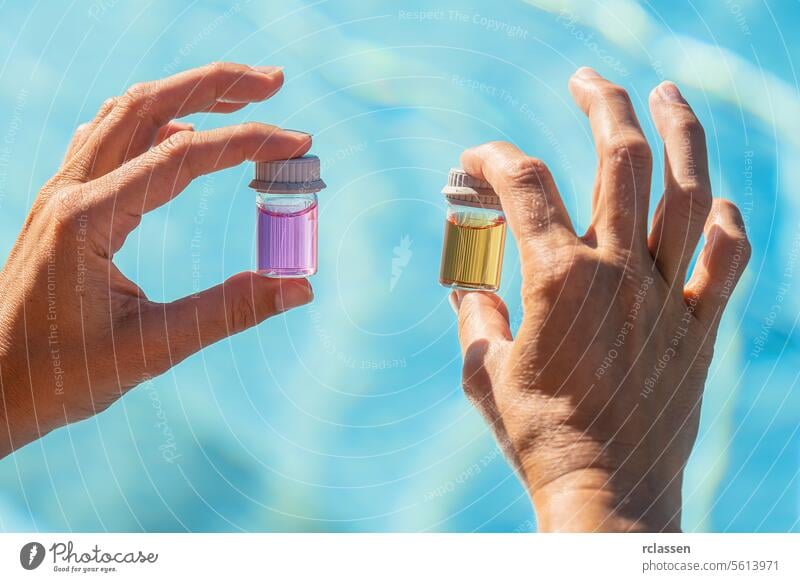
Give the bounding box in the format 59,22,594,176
20,542,46,570
390,235,413,292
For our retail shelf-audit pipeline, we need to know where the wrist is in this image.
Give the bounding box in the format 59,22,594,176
529,468,683,532
0,356,46,458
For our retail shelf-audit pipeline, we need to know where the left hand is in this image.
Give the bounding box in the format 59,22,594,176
0,62,314,458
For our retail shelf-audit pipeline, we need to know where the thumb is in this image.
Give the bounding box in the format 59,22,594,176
452,290,513,357
140,272,312,372
452,291,512,399
451,291,525,483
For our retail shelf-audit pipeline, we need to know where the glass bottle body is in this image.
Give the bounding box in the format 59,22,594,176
256,192,318,278
439,202,506,292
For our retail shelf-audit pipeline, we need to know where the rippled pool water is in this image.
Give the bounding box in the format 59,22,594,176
0,0,797,532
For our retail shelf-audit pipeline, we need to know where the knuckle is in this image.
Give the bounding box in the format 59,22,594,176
207,61,243,77
478,140,511,160
207,61,227,74
97,96,119,117
158,130,194,157
121,81,150,107
670,183,713,220
716,198,744,223
240,120,271,134
51,185,82,213
712,203,751,258
118,83,159,120
504,156,552,187
484,140,510,151
598,83,632,105
46,186,88,232
605,134,652,171
226,293,257,333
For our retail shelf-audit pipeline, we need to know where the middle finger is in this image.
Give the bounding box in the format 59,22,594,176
568,67,652,252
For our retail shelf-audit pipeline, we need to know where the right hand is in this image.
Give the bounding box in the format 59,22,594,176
450,68,750,532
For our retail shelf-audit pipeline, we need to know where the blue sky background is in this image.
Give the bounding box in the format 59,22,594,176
0,0,798,532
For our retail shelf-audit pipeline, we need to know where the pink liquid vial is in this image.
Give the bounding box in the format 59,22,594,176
256,197,317,277
250,156,326,278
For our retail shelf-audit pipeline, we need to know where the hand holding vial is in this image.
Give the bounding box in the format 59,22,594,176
0,62,314,458
448,68,751,532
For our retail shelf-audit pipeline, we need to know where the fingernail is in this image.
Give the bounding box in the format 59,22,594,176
575,66,600,79
254,65,284,76
659,81,686,103
283,128,314,138
274,282,313,313
450,291,468,313
217,97,250,103
448,292,461,314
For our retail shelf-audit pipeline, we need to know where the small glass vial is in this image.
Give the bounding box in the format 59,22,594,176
250,155,326,278
439,168,507,292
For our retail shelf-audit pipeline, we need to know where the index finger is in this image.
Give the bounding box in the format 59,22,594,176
63,62,285,182
89,123,312,254
461,141,575,249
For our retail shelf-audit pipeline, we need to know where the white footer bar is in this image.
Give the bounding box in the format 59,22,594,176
1,533,797,581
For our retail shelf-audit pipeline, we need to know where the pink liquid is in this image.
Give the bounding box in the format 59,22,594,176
256,199,318,277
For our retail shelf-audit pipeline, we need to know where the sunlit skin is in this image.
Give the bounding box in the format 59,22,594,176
0,62,314,458
450,67,750,532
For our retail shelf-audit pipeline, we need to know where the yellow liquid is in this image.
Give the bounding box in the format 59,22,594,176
439,214,506,291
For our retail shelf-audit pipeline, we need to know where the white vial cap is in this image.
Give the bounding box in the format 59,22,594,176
250,155,326,194
442,168,502,210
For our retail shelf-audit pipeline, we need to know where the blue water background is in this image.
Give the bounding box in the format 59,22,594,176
0,0,797,532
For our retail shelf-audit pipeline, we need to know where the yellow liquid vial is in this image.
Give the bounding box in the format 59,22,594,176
439,211,506,291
